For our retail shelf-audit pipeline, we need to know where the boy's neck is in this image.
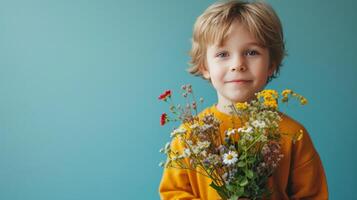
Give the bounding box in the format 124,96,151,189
215,96,258,115
215,102,233,116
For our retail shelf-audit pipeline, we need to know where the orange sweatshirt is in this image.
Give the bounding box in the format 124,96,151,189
159,104,328,200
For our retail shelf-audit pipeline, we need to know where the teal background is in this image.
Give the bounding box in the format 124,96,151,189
0,0,356,199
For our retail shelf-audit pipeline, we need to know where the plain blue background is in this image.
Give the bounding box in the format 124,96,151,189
0,0,356,199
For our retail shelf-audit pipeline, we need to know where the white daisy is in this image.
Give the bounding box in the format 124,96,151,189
252,120,266,129
238,126,253,134
191,145,200,154
223,151,238,166
242,133,254,141
190,123,199,129
163,142,171,153
226,128,237,136
197,141,210,149
259,135,268,142
182,148,191,157
200,124,213,132
200,150,207,157
170,127,187,138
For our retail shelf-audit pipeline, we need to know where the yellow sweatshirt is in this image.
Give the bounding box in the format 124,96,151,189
159,104,328,200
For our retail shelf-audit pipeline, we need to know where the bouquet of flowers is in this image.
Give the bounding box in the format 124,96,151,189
158,84,307,200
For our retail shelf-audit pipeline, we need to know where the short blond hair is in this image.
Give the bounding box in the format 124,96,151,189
187,0,287,83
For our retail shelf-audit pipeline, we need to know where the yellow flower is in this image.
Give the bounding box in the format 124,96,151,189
257,89,279,101
263,100,278,109
235,102,248,110
281,89,292,97
257,89,279,109
281,96,288,103
264,95,274,101
264,89,278,98
300,98,308,105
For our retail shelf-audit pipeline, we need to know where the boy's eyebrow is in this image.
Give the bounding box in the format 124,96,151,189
215,42,265,49
244,42,265,47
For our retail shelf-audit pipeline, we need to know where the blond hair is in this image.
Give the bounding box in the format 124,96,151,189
187,0,287,83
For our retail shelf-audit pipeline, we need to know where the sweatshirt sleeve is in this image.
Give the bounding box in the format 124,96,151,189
159,167,200,200
287,126,329,200
158,133,200,200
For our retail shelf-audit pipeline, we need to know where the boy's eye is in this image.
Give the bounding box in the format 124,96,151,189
245,50,260,56
216,51,229,58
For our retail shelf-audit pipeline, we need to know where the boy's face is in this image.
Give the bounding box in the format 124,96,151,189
203,21,275,104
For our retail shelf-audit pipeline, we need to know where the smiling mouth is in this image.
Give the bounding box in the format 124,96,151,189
225,80,252,83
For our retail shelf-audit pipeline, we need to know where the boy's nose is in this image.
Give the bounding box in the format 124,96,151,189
230,57,247,72
230,65,247,72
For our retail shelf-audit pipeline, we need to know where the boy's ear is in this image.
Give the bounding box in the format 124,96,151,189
268,62,277,77
202,67,210,79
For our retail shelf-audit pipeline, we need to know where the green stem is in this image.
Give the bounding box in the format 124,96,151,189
183,140,222,186
190,90,198,116
246,134,263,152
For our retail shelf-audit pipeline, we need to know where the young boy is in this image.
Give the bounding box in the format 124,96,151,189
159,0,328,199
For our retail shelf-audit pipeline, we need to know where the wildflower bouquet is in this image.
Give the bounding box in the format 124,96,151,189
158,85,307,200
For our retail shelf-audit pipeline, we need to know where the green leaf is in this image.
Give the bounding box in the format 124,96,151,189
226,184,236,192
236,186,245,196
239,178,248,187
228,195,238,200
239,153,247,160
237,161,246,167
246,169,254,179
209,182,221,191
247,157,256,164
210,182,229,199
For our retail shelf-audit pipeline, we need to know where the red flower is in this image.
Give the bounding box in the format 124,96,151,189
158,90,172,101
160,113,168,126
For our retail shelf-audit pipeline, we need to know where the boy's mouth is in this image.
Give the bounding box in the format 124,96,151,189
225,79,252,83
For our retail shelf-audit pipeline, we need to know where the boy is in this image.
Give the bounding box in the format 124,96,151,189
159,0,328,199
